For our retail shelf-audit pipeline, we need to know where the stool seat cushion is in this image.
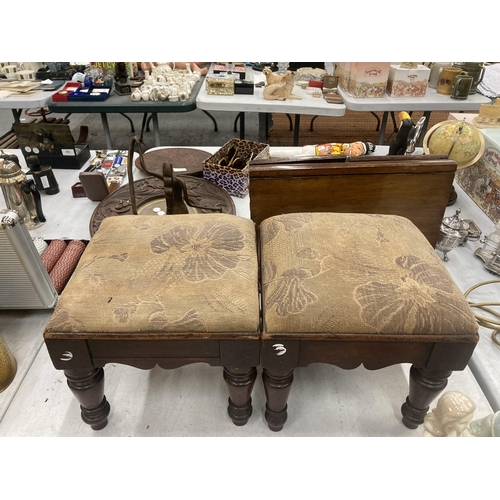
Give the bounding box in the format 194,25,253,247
260,213,478,337
46,214,260,337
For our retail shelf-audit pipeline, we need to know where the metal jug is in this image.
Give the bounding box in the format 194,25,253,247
0,156,45,229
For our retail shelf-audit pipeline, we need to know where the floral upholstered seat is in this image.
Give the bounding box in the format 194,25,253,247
47,214,260,336
260,212,477,337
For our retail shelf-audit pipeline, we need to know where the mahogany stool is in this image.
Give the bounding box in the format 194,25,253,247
258,212,479,432
44,214,260,430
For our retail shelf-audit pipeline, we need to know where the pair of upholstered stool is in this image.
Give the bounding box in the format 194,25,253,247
44,212,479,432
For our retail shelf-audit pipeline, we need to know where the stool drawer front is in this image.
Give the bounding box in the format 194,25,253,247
298,340,435,370
45,339,93,370
88,339,220,360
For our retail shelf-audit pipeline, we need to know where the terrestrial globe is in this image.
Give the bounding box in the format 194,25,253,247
423,119,485,169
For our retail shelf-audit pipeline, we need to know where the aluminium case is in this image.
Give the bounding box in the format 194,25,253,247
0,210,58,309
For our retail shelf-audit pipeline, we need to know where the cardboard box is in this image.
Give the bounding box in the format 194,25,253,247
347,62,390,98
213,63,246,79
455,127,500,223
386,64,431,97
13,123,91,170
337,62,351,91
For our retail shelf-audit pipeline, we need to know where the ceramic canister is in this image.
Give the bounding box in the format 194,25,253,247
16,69,35,81
1,64,17,78
436,67,462,95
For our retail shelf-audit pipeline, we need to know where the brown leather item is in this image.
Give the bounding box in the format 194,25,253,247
79,171,110,201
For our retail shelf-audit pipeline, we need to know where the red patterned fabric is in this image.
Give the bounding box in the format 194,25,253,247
49,240,86,293
41,240,67,273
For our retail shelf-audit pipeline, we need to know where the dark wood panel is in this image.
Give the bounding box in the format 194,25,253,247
220,340,260,367
426,341,478,371
298,340,435,370
249,157,457,247
92,357,222,369
88,339,219,359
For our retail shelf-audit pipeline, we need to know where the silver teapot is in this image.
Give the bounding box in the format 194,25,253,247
436,209,469,261
0,155,45,229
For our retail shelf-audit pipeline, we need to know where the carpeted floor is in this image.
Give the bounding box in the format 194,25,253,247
268,109,460,147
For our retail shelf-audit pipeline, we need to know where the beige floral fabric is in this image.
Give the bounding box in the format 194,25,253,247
46,214,260,336
260,213,478,336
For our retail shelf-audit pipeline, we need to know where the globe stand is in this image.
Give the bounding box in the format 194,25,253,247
422,119,485,170
423,119,485,209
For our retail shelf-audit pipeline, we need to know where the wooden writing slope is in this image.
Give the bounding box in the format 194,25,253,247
249,154,456,247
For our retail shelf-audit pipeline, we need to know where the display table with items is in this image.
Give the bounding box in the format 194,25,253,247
0,81,64,122
48,78,204,149
338,86,492,145
196,64,346,145
1,137,499,435
335,62,495,145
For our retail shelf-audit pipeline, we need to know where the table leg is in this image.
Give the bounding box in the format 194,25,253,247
100,113,112,149
119,113,135,133
239,112,245,139
201,110,218,132
293,115,301,146
140,113,148,142
11,109,22,123
378,112,389,145
151,113,160,147
259,113,270,143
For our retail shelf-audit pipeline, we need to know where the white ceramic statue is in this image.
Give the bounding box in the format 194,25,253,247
469,411,500,437
130,63,201,102
423,391,476,437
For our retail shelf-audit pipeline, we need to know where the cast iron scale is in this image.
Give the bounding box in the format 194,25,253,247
89,138,235,236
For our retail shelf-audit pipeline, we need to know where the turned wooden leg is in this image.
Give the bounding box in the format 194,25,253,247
223,367,257,426
401,365,452,429
64,368,110,431
262,368,294,432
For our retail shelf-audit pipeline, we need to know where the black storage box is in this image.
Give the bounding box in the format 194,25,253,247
13,123,91,170
234,80,254,95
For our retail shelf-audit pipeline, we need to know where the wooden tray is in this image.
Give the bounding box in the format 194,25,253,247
134,147,212,178
89,175,236,235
